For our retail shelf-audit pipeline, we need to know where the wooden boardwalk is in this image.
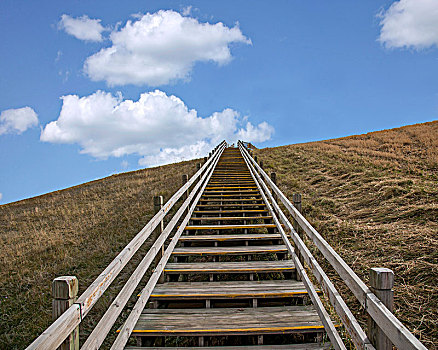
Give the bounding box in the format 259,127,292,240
27,141,427,350
128,148,329,348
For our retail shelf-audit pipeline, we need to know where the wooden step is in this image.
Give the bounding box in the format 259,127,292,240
203,191,260,194
199,199,263,203
164,260,295,274
196,204,266,208
204,187,257,191
179,233,280,242
184,224,276,230
190,216,272,221
126,344,331,350
130,306,325,336
194,210,268,214
172,245,287,256
150,280,310,300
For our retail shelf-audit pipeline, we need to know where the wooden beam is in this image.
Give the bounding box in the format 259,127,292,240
52,276,79,350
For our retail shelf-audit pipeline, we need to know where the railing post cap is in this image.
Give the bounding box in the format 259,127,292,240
52,276,78,299
369,267,394,289
292,193,302,202
153,195,163,205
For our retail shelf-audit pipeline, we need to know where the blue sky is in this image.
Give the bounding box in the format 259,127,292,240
1,0,437,204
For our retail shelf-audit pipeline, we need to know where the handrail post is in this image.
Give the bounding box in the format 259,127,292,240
182,174,189,216
270,172,277,202
204,156,207,164
196,163,201,171
292,193,304,278
153,196,165,284
52,276,79,350
368,268,394,350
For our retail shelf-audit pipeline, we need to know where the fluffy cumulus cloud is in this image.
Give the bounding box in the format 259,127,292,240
40,90,273,166
59,14,106,42
378,0,438,49
0,107,38,135
84,10,251,86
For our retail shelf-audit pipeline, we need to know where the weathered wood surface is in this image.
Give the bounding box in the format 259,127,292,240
189,216,272,221
239,141,427,350
150,280,313,299
240,143,346,350
240,142,370,349
184,224,276,230
203,190,259,194
110,148,224,350
126,344,332,350
196,203,266,208
164,260,295,274
193,209,268,214
172,244,287,256
131,306,325,336
179,233,280,242
199,198,263,202
52,276,79,350
81,148,223,350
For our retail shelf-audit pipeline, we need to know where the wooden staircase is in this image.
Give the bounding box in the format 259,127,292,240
128,147,331,348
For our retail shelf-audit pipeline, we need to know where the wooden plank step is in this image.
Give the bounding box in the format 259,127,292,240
208,183,255,186
130,306,325,336
199,199,263,202
190,216,272,221
184,224,276,230
165,260,295,274
126,344,331,350
193,210,268,214
179,233,280,242
150,280,310,299
196,204,266,208
202,193,261,197
204,187,257,190
172,245,287,256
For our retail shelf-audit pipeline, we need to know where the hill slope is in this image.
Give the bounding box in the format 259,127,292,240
1,121,436,349
0,159,198,349
255,121,437,348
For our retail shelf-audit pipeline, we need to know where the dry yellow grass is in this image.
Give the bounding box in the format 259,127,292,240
255,120,437,349
0,159,198,349
1,121,436,349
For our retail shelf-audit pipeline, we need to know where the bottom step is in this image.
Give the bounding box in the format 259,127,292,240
127,344,331,349
131,306,325,337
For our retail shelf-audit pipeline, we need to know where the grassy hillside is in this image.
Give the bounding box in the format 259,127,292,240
255,121,437,349
0,159,198,349
1,121,436,349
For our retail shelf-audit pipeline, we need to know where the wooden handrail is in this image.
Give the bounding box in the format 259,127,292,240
26,141,226,350
111,146,221,349
83,143,225,349
238,141,427,350
240,144,346,350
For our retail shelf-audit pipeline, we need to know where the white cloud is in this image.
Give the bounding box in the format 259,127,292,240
59,14,106,42
0,193,2,201
182,6,193,16
40,90,273,166
0,107,39,135
378,0,438,49
84,10,251,86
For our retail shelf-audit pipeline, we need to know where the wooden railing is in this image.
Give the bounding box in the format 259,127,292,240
26,141,226,350
238,141,427,350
